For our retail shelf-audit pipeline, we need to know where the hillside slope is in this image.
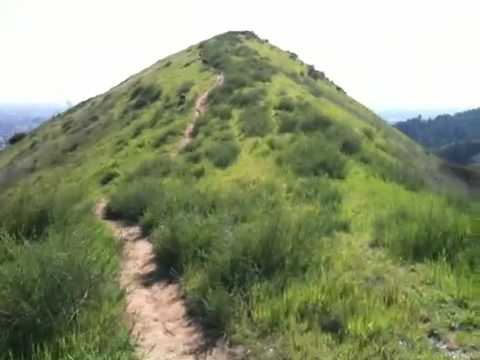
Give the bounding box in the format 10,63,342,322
0,31,479,359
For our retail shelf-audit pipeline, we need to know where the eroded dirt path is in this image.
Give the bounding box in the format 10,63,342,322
177,73,224,151
95,201,230,360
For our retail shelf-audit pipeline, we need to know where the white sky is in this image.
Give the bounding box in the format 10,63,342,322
0,0,479,112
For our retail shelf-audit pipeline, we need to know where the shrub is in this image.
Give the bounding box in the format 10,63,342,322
126,155,174,180
61,118,74,132
306,64,325,80
176,81,194,96
297,107,332,133
280,135,347,179
340,136,361,155
129,84,162,110
131,123,146,138
362,127,375,140
106,178,160,222
152,128,178,148
185,150,202,164
239,106,273,137
250,64,275,83
99,169,120,186
327,126,362,155
277,112,297,133
8,132,27,145
205,140,240,168
231,87,265,107
288,51,298,60
192,165,206,178
209,104,232,120
275,96,296,112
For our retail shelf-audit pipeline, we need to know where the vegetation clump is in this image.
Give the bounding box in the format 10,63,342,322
129,84,162,110
239,106,272,137
374,200,472,264
8,132,27,145
280,135,348,179
205,140,240,168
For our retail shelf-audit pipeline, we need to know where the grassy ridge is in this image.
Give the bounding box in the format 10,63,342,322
0,31,479,359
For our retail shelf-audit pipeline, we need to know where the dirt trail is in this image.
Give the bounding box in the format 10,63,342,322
178,73,224,151
95,201,231,360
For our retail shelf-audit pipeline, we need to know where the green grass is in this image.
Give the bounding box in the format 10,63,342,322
373,199,472,264
0,31,479,359
0,183,134,360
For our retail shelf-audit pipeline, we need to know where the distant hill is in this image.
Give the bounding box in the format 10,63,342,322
395,108,480,148
395,108,480,164
0,103,67,148
379,108,461,123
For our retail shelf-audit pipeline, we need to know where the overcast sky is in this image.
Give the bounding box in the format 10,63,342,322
1,0,479,113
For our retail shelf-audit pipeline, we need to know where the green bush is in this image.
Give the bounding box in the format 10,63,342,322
362,127,375,140
192,165,206,178
297,107,332,133
326,125,362,155
152,128,178,148
306,64,325,80
231,87,265,107
374,200,471,264
106,178,159,222
280,135,348,179
185,150,202,164
8,132,27,145
340,136,362,155
205,140,240,168
99,169,120,186
129,84,162,110
176,81,194,96
277,112,297,133
209,104,232,120
127,155,174,180
131,123,146,138
275,96,296,112
239,106,273,137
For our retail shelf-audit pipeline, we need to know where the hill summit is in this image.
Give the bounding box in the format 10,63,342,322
0,31,479,359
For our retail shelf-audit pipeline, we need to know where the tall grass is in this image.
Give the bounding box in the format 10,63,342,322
373,199,472,264
0,183,134,359
106,165,349,340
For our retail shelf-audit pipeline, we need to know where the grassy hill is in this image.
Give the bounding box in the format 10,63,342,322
0,31,479,359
